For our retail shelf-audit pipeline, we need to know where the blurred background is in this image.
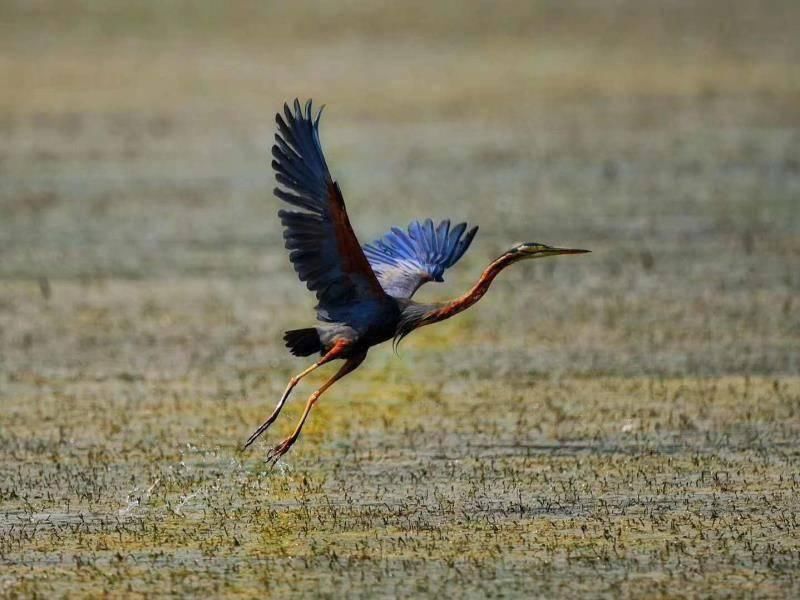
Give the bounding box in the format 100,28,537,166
1,0,798,379
2,2,800,596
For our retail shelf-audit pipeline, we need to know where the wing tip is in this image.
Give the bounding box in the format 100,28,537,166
279,98,322,122
278,97,322,125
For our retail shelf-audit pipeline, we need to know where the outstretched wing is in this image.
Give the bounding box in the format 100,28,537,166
273,100,386,315
363,219,478,298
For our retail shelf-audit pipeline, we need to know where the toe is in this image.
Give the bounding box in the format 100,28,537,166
265,437,296,466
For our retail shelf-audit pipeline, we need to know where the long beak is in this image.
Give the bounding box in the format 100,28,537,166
547,247,591,255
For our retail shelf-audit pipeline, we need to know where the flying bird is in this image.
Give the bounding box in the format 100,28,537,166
244,99,589,462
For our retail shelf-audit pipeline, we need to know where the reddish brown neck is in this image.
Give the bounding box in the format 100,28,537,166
428,252,518,324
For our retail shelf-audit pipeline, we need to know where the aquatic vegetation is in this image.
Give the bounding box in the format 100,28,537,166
2,1,799,596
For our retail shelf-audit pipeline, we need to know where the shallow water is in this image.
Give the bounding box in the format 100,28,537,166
2,1,799,596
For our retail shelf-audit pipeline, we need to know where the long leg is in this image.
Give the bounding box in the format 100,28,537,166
243,341,353,450
243,361,322,449
265,351,367,465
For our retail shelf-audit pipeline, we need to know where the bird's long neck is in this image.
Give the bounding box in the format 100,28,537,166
394,252,518,346
427,252,517,324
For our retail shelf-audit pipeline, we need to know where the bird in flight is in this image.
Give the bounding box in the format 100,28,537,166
244,99,589,463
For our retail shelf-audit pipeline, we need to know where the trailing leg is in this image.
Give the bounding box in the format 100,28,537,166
242,341,351,450
265,351,367,464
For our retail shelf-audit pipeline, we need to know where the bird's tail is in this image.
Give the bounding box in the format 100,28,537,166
283,328,322,357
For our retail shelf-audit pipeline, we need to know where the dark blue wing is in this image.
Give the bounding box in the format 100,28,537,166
363,219,478,298
273,100,387,318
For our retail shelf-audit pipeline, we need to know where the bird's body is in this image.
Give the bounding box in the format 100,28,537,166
244,99,589,462
300,298,402,358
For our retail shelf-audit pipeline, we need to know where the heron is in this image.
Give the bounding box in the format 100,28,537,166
244,99,589,462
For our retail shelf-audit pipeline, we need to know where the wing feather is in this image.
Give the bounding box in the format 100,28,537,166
363,220,478,298
273,100,386,316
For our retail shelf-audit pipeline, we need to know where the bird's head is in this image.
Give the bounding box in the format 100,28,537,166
505,242,590,262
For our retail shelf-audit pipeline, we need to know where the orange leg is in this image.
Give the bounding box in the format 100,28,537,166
265,351,367,465
243,341,350,450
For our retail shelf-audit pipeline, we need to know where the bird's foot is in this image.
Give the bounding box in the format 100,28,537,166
243,417,276,451
265,435,298,467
